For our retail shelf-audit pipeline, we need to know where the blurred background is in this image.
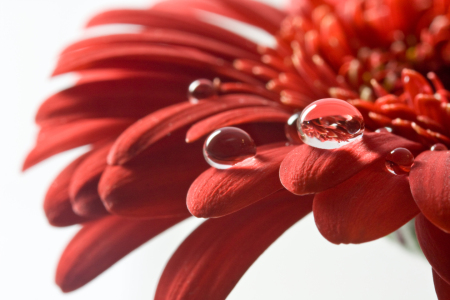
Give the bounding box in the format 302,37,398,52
0,0,437,299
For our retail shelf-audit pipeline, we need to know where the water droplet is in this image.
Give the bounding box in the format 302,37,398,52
375,127,393,133
188,79,217,104
431,143,448,151
203,127,257,169
296,98,365,149
385,148,414,175
285,112,303,144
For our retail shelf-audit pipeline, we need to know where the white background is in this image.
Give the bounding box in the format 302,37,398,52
0,0,437,299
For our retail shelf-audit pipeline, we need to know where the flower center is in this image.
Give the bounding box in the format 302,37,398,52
233,5,450,152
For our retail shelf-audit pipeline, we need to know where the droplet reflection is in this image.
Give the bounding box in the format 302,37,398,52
188,79,217,104
203,127,257,169
385,148,414,175
296,98,365,149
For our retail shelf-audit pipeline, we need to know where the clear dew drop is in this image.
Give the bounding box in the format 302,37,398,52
431,143,448,151
188,79,217,104
296,98,365,149
375,127,393,133
203,127,257,169
385,148,414,175
285,112,303,145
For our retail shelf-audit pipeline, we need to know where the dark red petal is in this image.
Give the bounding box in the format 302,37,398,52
108,95,279,165
313,160,420,244
410,151,450,233
416,214,450,284
155,190,313,300
86,9,258,54
187,143,294,218
280,132,422,195
99,133,207,218
23,118,133,170
56,215,187,292
54,44,260,86
36,74,189,126
43,153,92,227
186,107,291,142
62,31,259,61
433,269,450,300
69,143,112,218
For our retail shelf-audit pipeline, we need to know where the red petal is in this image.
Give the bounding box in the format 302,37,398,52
54,44,260,86
36,74,189,127
186,107,290,143
62,30,259,61
207,0,285,34
187,143,294,218
410,151,450,233
155,190,313,300
108,95,279,165
23,118,133,170
401,69,433,110
43,153,92,227
433,269,450,300
99,133,207,218
416,213,450,284
313,160,419,244
56,215,187,292
69,143,112,218
86,9,258,54
280,132,422,195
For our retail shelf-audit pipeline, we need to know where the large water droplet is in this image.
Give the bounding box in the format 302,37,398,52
285,112,303,144
296,98,365,149
203,127,257,169
385,148,414,175
431,143,448,151
188,79,217,104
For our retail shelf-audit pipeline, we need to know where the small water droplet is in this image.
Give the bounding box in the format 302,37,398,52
431,143,448,151
203,127,257,169
188,79,217,104
385,148,414,175
296,98,365,149
285,112,303,144
375,127,393,133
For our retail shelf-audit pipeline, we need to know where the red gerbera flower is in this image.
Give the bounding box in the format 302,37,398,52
24,0,450,298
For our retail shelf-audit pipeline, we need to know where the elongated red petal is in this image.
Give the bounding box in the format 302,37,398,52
86,9,259,53
43,153,92,227
186,107,291,142
187,143,294,218
313,160,420,244
99,133,207,218
214,0,285,34
56,215,187,292
410,151,450,233
36,74,189,126
280,132,422,195
433,269,450,300
155,190,313,300
108,95,279,165
23,118,133,170
416,213,450,284
69,143,112,218
62,31,259,61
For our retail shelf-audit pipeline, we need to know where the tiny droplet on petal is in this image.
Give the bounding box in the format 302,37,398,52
385,148,414,175
188,79,217,104
430,143,448,151
375,127,393,133
296,98,365,149
203,127,257,169
285,112,303,145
